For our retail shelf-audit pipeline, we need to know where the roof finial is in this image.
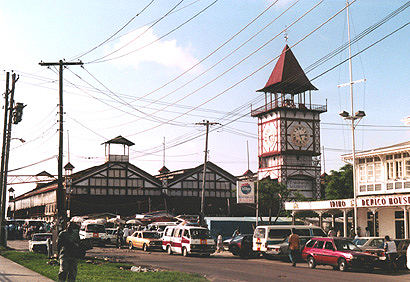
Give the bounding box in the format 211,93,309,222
284,25,289,42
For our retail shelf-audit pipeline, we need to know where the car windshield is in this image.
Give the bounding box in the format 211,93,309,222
352,239,368,246
190,229,212,239
294,229,311,236
334,240,361,251
143,232,160,239
86,224,105,233
32,234,51,241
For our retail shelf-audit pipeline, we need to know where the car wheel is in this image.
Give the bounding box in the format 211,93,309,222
182,247,189,257
143,244,149,252
129,242,133,250
167,245,172,255
338,258,347,272
307,256,316,269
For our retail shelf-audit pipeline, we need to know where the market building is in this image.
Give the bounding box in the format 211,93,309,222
8,136,242,220
285,141,410,239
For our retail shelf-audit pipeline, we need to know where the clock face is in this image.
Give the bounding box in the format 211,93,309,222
262,122,276,153
290,124,310,147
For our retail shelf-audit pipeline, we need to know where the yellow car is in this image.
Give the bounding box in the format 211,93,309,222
126,231,162,251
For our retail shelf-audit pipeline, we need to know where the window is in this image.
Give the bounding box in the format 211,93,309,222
254,228,265,239
306,240,316,248
366,164,374,180
359,165,365,181
396,161,403,179
406,160,410,178
268,229,291,239
314,240,324,249
375,162,382,181
294,229,310,236
324,241,334,250
387,162,394,180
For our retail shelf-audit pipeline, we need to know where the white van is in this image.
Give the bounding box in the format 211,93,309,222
164,225,216,256
79,221,108,246
253,225,326,255
146,222,178,236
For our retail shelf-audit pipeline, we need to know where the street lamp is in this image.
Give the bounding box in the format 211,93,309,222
339,110,365,236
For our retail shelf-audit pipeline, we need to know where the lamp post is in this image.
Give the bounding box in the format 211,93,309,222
339,110,365,236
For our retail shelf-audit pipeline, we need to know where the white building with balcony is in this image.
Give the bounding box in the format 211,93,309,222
285,141,410,239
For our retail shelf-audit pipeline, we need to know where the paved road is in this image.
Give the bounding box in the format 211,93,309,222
7,240,410,282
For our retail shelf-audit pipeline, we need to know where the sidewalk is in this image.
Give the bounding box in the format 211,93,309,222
0,255,54,282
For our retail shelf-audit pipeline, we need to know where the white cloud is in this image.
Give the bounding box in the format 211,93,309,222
105,26,199,71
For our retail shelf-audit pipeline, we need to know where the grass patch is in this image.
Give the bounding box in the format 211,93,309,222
0,248,207,281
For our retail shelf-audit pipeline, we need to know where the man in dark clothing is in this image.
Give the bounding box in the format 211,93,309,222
288,228,300,267
57,222,81,281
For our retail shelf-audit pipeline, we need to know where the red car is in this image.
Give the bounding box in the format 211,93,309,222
302,237,378,272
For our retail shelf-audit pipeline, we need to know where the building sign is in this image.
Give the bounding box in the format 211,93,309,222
287,179,312,191
237,181,255,204
358,195,410,208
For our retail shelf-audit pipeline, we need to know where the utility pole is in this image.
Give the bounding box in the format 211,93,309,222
39,60,82,230
0,73,20,247
195,120,219,219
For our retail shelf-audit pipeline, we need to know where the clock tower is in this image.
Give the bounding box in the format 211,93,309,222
251,45,327,199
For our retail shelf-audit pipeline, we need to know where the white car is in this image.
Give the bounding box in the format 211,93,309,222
105,228,118,244
28,233,52,253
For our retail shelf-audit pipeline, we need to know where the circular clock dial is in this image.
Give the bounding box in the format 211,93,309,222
263,123,275,152
290,125,309,147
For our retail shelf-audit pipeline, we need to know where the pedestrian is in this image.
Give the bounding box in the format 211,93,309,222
407,242,410,270
365,227,370,237
232,227,240,238
288,228,300,267
123,225,130,246
336,230,341,237
217,234,223,253
327,227,336,237
116,226,123,249
57,222,81,281
383,235,398,272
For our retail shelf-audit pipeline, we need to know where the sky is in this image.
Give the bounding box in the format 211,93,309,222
0,0,409,198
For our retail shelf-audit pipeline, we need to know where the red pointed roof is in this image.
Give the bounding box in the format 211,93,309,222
257,45,317,94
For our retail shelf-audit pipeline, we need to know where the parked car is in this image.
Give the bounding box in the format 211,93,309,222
146,222,178,237
265,236,313,261
127,231,162,251
28,233,52,253
105,228,118,245
164,225,216,256
79,222,108,246
302,237,378,272
227,234,257,258
253,225,326,258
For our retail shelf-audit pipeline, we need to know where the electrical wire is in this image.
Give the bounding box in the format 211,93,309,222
71,0,156,60
88,0,219,64
87,0,185,64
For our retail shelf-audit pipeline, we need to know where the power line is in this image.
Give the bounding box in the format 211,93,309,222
70,0,155,60
87,0,185,64
88,0,219,64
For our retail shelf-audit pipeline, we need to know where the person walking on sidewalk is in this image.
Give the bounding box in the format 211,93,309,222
57,222,81,281
288,228,300,267
384,235,398,272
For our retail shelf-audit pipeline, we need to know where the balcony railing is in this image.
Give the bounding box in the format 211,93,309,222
251,100,327,116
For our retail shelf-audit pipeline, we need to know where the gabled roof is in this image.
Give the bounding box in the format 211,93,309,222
157,161,237,187
13,161,162,201
257,45,317,94
101,136,135,146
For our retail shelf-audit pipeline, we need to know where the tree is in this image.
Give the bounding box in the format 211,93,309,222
258,178,306,223
324,164,353,199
